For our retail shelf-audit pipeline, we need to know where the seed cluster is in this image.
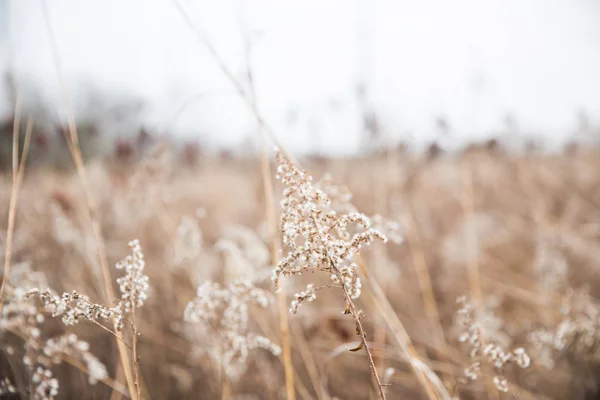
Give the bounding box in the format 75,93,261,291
456,296,530,392
1,263,108,399
273,149,387,313
184,280,281,380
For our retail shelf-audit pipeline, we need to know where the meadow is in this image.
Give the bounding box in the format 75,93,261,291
1,135,600,400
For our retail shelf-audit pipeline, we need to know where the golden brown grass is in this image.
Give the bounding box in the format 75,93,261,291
2,144,600,399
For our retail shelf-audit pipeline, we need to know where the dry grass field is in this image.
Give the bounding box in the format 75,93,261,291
2,142,600,399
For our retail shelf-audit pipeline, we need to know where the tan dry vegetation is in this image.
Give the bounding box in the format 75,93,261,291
2,144,600,399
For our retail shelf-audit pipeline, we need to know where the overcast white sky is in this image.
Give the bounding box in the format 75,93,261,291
1,0,600,154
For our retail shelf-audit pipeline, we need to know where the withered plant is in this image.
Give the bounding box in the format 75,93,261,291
272,149,389,399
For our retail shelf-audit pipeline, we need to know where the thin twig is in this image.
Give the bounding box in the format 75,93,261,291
39,2,138,398
0,117,33,316
355,255,450,400
240,7,296,397
307,209,386,399
460,160,499,400
290,319,328,400
261,145,296,400
89,320,133,351
6,327,131,397
11,94,21,181
401,201,452,385
131,307,142,400
333,264,387,400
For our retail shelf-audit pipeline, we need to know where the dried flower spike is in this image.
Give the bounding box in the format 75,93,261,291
456,296,531,394
273,149,389,399
273,149,387,312
184,280,281,380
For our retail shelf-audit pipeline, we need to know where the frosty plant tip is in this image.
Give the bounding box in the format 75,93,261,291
272,148,387,313
272,148,389,399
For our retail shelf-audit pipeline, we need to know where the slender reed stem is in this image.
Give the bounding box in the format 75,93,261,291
309,210,386,399
0,117,33,316
355,255,449,400
401,202,452,384
131,308,142,400
39,2,139,398
261,143,296,400
331,263,387,400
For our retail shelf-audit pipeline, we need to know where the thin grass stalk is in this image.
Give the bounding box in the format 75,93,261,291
355,255,451,400
460,162,483,305
131,308,142,400
372,157,389,376
239,10,297,395
221,368,231,400
11,94,21,181
0,117,32,316
261,143,296,400
39,2,139,397
303,209,386,399
172,0,297,164
250,309,313,400
401,202,452,382
290,320,327,400
460,160,499,399
332,264,387,400
7,327,131,397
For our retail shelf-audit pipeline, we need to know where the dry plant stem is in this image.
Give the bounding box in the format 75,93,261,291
460,162,498,399
248,15,295,394
221,375,231,400
401,203,452,381
8,327,131,397
40,2,138,398
460,162,483,305
63,355,131,397
172,0,297,164
331,264,387,400
0,117,32,316
355,255,448,400
260,142,296,400
290,320,327,400
372,159,388,375
308,210,386,399
250,309,313,400
11,95,21,181
131,308,142,400
89,320,133,351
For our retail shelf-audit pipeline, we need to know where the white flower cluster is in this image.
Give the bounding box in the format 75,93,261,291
31,366,58,399
317,173,404,244
28,240,148,332
42,334,108,384
1,263,108,399
184,280,280,379
273,150,387,312
0,242,148,399
216,224,272,283
0,377,16,396
456,296,530,393
23,333,108,399
290,284,318,314
1,263,47,335
115,239,149,313
173,215,203,266
28,289,117,327
528,289,600,368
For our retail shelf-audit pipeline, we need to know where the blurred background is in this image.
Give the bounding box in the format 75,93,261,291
1,0,600,160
